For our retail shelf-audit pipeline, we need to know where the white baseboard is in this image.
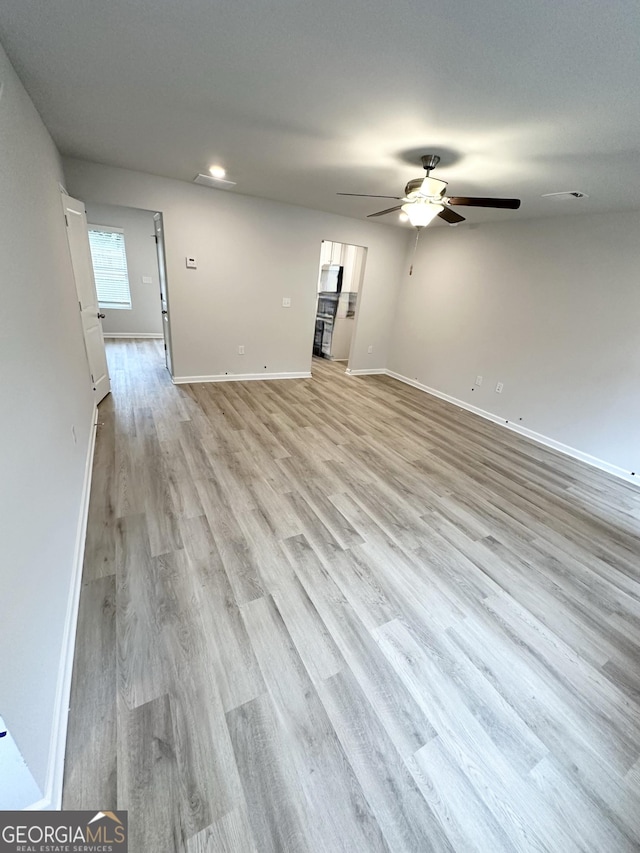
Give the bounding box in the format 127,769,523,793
345,367,387,376
173,371,312,385
385,370,637,486
103,332,163,339
30,403,98,810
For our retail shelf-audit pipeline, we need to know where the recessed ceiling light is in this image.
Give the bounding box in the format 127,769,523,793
209,165,226,179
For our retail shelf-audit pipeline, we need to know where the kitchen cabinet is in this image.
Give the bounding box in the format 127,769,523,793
320,240,344,265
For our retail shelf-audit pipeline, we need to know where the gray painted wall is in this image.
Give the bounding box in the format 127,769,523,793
0,42,94,791
85,202,163,336
64,156,640,477
63,159,411,379
388,212,640,474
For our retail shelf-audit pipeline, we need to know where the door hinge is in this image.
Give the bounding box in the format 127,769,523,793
78,300,82,311
65,214,68,226
154,234,158,244
90,373,94,382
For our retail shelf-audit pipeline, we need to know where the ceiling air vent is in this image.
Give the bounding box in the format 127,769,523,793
541,191,589,200
193,173,237,189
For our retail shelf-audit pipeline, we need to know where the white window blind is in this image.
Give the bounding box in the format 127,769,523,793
88,226,132,309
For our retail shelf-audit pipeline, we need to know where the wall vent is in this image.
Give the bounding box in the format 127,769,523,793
541,191,589,200
193,173,237,189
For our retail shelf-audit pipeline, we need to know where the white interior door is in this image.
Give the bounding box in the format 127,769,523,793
154,213,173,375
62,194,111,403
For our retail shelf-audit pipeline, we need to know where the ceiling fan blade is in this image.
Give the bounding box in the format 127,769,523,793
337,193,402,199
446,197,521,209
438,207,465,225
367,205,403,218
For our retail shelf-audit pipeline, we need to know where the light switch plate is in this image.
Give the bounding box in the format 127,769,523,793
142,276,153,284
186,257,197,269
282,297,291,307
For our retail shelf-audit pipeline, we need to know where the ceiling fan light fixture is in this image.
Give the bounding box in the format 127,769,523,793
342,154,519,225
402,201,443,227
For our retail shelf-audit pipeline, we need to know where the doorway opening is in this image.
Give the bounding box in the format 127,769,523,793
86,202,171,372
312,240,367,371
82,201,174,379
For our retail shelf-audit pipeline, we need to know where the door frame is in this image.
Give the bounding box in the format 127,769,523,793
154,212,174,377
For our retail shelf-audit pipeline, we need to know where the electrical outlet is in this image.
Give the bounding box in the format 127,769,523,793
186,256,197,269
142,275,153,284
495,382,504,393
282,297,291,307
367,345,373,354
238,345,245,354
475,375,483,386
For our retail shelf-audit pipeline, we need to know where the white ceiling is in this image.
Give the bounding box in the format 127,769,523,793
1,0,639,227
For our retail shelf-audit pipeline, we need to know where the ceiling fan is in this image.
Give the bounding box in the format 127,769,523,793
338,154,521,228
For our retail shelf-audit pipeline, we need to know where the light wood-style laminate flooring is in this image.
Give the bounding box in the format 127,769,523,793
63,339,640,852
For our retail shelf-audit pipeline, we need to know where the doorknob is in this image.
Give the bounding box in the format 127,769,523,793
162,310,168,315
97,312,106,319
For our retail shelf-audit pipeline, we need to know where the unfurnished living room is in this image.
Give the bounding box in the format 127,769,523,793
1,1,639,851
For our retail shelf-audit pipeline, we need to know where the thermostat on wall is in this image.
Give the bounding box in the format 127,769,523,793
186,256,197,269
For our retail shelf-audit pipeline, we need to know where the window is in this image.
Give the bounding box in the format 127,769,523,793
88,226,132,309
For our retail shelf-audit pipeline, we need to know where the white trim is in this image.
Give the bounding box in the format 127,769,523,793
29,403,99,810
345,367,386,376
103,332,163,339
173,371,312,385
385,370,638,487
